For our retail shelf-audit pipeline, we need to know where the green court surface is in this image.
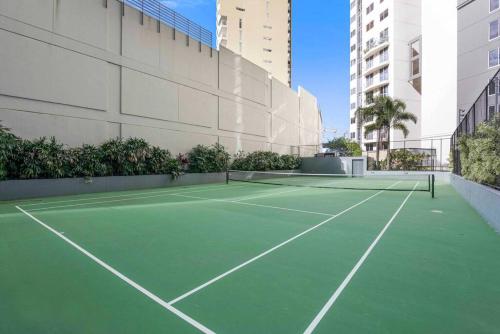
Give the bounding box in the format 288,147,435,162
1,180,499,333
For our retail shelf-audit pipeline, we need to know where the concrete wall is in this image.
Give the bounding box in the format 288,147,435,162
450,174,500,232
0,0,321,156
458,0,500,115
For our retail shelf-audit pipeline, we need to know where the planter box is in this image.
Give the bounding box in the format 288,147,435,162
0,173,226,201
450,174,500,232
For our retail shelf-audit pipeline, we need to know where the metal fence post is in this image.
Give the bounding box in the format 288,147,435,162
140,0,144,25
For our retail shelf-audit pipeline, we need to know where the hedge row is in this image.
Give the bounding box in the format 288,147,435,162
0,125,302,180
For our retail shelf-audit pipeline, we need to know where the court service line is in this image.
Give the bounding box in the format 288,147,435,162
302,182,418,334
25,185,248,212
20,183,243,208
167,181,401,305
172,193,332,217
15,206,215,334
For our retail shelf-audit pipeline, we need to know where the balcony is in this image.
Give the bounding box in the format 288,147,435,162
364,78,389,93
363,35,389,59
364,59,389,77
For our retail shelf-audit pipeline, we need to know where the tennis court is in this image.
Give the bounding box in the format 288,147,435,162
1,173,499,333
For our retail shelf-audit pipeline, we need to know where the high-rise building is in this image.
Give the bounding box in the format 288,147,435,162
216,0,292,87
458,0,500,122
349,0,457,163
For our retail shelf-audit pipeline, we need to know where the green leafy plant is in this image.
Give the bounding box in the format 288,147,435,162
458,115,500,187
231,151,301,171
323,137,362,156
0,122,19,180
188,143,230,173
384,149,428,171
147,146,181,176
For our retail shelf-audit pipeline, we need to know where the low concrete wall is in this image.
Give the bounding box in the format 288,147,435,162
450,174,500,232
0,173,226,201
301,157,367,175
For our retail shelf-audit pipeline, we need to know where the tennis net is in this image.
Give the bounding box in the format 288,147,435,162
227,170,435,196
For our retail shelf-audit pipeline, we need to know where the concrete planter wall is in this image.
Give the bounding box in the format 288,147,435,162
450,174,500,232
0,173,226,201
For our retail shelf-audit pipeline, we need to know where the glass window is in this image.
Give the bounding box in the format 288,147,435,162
380,9,388,21
351,29,356,38
366,3,374,14
351,87,356,95
366,74,374,87
491,0,499,12
351,73,356,81
379,47,389,62
351,44,356,52
351,102,357,110
380,85,389,96
490,19,499,40
380,66,389,81
351,117,356,124
366,56,374,69
351,1,356,9
489,49,499,68
366,21,374,31
351,132,356,139
489,80,496,95
366,91,374,104
366,132,374,140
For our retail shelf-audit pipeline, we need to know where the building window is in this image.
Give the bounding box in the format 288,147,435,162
490,19,499,40
380,66,389,81
366,132,374,140
351,29,356,38
380,28,389,41
351,87,356,95
491,0,499,12
365,143,374,151
366,56,374,69
239,18,243,29
351,73,356,81
263,48,272,52
410,38,421,77
366,91,374,104
351,102,357,110
351,1,356,10
351,44,356,52
263,25,272,29
380,9,388,21
489,105,496,119
351,132,356,139
366,74,374,87
366,3,374,14
489,48,500,68
489,80,497,95
379,47,389,62
351,117,356,124
236,6,245,12
351,15,356,23
380,85,389,96
366,21,374,31
351,59,356,66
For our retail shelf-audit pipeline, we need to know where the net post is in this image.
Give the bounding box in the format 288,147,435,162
226,169,229,184
428,174,431,192
431,174,435,198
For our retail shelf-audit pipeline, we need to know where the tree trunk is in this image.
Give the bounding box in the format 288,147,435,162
386,127,391,170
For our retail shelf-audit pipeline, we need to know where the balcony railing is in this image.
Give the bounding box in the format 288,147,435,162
121,0,213,47
364,34,389,54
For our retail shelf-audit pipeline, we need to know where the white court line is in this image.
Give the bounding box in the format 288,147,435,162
20,183,241,207
167,181,401,305
302,182,419,334
15,206,215,334
26,185,248,212
172,193,332,217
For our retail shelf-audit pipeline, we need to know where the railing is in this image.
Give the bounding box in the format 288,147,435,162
364,35,389,54
120,0,213,48
451,68,500,175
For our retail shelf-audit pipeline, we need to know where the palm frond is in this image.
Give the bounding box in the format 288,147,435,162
392,122,410,137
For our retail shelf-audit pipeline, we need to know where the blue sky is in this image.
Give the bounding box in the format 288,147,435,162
163,0,350,141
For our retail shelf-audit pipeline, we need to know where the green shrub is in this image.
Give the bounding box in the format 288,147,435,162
188,143,230,173
231,151,301,171
100,138,152,176
459,115,500,187
386,149,428,171
10,137,67,179
67,145,108,178
147,146,181,176
0,123,19,180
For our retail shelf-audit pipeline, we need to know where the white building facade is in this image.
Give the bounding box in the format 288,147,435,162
349,0,457,164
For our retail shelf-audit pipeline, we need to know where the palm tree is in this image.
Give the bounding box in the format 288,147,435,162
356,96,417,170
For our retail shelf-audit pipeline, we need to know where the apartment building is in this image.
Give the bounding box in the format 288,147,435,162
216,0,292,86
458,0,500,121
349,0,457,162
